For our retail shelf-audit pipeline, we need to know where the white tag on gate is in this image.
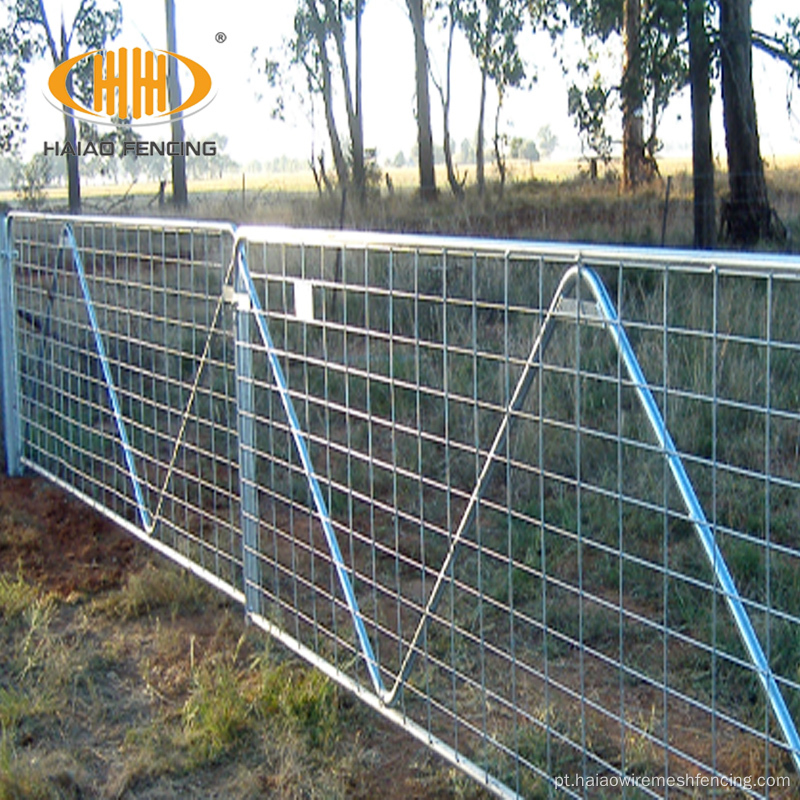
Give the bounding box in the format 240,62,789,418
294,280,315,322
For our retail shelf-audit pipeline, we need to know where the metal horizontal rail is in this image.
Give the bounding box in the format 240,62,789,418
236,223,800,277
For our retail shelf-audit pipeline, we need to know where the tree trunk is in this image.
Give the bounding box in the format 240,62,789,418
406,0,436,200
687,0,715,249
476,63,488,197
431,9,463,198
355,0,365,201
307,0,349,187
622,0,647,190
63,101,81,214
326,0,365,201
60,24,80,213
441,13,463,197
719,0,772,245
493,92,506,196
165,0,188,206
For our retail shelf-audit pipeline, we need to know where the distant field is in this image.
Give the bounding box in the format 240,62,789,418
2,154,799,251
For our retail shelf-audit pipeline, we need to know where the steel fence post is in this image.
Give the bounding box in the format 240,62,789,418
233,242,261,618
0,212,22,476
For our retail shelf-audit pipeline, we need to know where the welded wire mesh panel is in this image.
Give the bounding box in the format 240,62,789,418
4,213,800,798
10,213,242,595
235,230,800,799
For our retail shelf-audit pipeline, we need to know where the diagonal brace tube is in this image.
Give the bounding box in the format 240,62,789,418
58,225,232,535
582,264,800,773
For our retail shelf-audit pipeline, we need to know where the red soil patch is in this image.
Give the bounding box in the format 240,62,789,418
0,473,139,595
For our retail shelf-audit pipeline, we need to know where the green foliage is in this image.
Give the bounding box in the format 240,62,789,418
1,0,121,206
509,137,540,161
11,153,51,209
4,0,122,112
257,660,340,749
181,643,253,766
0,570,40,622
567,72,613,163
0,29,30,153
456,0,527,90
536,124,558,159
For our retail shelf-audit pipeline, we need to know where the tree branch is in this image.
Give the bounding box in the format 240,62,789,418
752,29,800,72
34,0,59,64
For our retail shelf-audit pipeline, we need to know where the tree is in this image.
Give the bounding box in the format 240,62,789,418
621,0,647,188
537,124,558,159
323,0,366,201
165,0,188,206
521,139,540,161
718,0,773,245
303,1,350,187
12,152,51,208
5,0,121,213
0,25,29,153
430,0,465,197
567,71,613,175
539,0,686,183
406,0,437,199
455,0,526,196
687,0,715,249
262,1,366,198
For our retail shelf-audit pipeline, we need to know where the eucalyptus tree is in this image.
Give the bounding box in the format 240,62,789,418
429,0,464,197
3,0,122,212
718,0,783,245
456,0,527,196
535,0,686,187
324,0,366,201
406,0,437,199
261,0,365,197
687,0,715,248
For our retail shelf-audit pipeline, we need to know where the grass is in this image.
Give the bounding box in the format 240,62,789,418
0,559,475,800
6,154,799,252
94,561,216,620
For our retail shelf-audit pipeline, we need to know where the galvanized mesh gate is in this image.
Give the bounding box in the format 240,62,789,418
2,212,799,797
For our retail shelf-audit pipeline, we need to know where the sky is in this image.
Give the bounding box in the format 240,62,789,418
16,0,800,166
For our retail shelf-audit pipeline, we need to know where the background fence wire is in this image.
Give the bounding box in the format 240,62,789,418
2,211,800,798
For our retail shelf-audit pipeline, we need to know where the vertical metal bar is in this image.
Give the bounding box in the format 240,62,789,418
661,260,671,781
0,214,22,476
574,263,588,794
233,245,261,619
763,273,774,786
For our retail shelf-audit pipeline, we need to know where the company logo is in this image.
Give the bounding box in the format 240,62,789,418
47,48,212,126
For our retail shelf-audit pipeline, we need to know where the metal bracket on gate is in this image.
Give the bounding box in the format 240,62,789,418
222,284,251,311
554,296,606,327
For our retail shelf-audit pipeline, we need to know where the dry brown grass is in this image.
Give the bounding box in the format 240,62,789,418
12,155,798,253
0,557,490,800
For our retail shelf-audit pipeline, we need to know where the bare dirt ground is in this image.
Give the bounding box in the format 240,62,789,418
0,472,486,799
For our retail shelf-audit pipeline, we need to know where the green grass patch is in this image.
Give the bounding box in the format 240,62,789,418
94,562,216,620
